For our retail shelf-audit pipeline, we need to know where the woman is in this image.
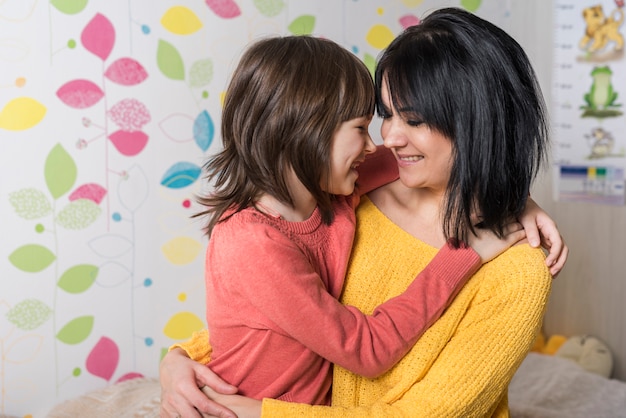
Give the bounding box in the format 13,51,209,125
161,7,567,417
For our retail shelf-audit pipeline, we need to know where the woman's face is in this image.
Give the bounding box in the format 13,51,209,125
325,115,376,195
379,79,453,193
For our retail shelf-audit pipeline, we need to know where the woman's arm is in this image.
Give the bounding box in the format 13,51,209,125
159,346,237,418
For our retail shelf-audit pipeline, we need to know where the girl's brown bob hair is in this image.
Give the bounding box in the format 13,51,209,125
197,35,375,235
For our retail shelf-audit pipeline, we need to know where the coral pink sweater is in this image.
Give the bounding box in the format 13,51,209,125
203,148,480,405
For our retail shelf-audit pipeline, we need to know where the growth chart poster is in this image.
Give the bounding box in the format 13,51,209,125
553,0,626,204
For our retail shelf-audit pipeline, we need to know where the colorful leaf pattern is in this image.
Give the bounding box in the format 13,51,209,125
56,79,105,109
81,13,115,61
104,58,149,86
56,316,94,345
0,97,46,130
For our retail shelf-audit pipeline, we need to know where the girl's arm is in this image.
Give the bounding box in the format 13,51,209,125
356,153,569,276
215,226,481,378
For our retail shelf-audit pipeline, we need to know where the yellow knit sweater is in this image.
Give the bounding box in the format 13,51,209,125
179,197,552,417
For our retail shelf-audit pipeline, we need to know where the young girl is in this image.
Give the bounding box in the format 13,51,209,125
175,35,526,408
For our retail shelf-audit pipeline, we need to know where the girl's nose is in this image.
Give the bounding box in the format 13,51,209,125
363,135,377,154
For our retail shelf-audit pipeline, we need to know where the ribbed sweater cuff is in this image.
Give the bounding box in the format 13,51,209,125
426,241,481,291
168,329,212,365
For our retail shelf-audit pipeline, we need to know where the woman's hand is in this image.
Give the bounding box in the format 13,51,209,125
467,221,527,264
201,386,262,418
160,348,238,418
518,197,569,277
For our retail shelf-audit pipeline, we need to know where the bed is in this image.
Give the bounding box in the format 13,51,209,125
509,352,626,418
45,352,626,417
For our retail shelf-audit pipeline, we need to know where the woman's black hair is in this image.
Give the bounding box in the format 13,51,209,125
375,7,549,244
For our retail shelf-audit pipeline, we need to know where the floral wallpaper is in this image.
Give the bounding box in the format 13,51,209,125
0,0,508,416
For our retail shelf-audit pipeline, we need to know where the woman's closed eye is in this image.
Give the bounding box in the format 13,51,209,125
408,120,425,128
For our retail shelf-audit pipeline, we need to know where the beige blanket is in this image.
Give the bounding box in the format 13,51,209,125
47,377,161,418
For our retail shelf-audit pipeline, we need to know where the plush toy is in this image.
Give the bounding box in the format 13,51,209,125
555,335,614,378
531,332,614,378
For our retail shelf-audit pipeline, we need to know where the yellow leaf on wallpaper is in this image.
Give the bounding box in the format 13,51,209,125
0,97,46,131
400,0,424,7
366,24,395,50
161,236,202,265
163,311,205,340
161,6,203,35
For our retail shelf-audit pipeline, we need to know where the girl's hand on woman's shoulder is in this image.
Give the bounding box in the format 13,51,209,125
518,198,569,277
467,222,526,264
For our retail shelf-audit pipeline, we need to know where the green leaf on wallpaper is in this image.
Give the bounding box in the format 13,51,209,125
56,199,101,229
50,0,88,15
57,315,94,345
6,299,53,330
288,15,315,36
461,0,482,12
253,0,285,17
9,188,53,219
9,244,56,272
58,264,99,294
363,53,376,79
189,59,214,88
157,39,185,81
45,144,77,200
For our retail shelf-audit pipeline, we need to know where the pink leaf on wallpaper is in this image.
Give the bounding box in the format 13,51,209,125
69,183,107,205
105,57,148,86
56,79,104,108
108,98,151,131
116,372,144,383
399,14,421,29
205,0,241,19
81,13,115,61
109,130,149,156
86,336,119,381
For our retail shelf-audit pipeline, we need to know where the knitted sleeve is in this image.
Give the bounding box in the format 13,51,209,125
260,247,552,417
169,329,211,364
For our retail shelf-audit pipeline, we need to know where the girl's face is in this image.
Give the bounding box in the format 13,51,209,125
325,116,376,195
379,79,453,193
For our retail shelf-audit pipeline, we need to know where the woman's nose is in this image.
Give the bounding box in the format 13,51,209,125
381,119,405,149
